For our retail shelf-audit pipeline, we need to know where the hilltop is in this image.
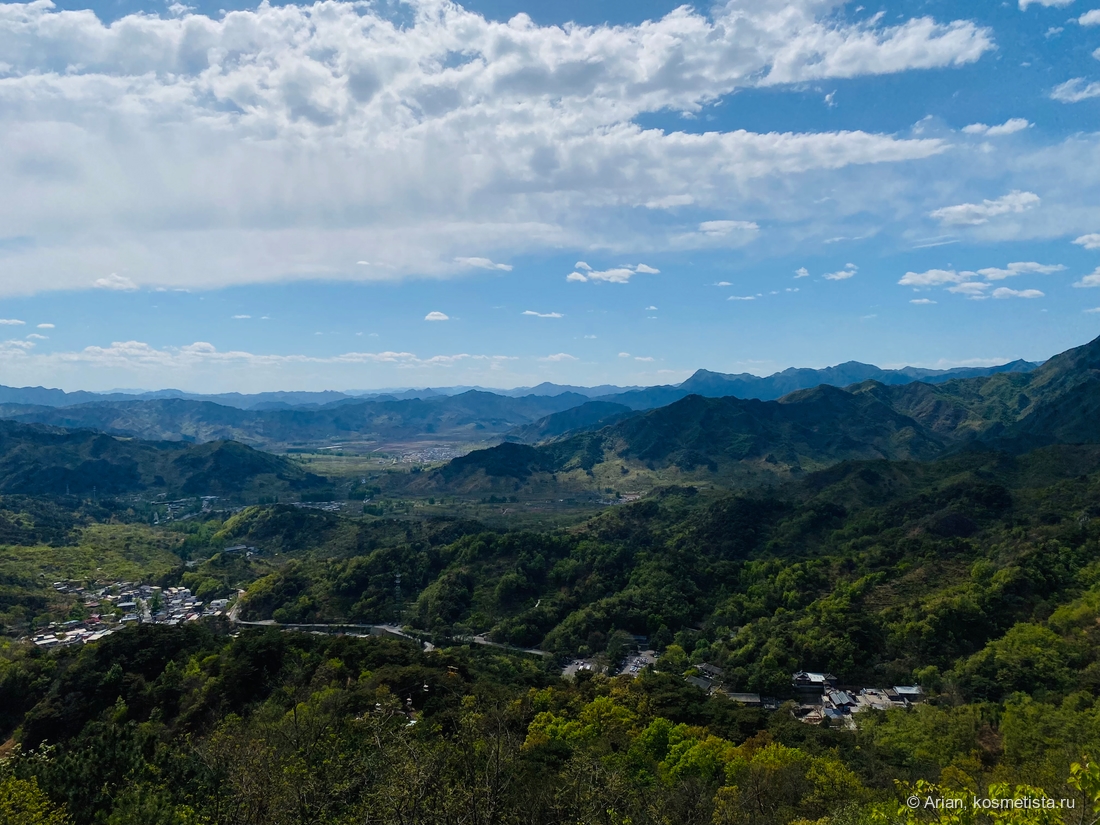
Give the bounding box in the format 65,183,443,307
0,420,327,499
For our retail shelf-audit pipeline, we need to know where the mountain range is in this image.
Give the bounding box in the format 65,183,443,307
415,335,1100,494
0,358,1041,449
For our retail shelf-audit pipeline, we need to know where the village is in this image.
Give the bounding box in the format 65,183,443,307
27,580,232,650
567,650,924,726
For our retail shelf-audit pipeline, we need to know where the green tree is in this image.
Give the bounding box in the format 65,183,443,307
0,775,71,825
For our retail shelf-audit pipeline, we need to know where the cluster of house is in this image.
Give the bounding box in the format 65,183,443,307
676,666,924,721
791,671,924,726
224,544,260,558
291,501,345,512
30,617,116,649
398,446,464,463
682,664,783,710
155,586,230,625
27,581,232,649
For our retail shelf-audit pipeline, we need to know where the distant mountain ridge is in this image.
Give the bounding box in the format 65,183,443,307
0,358,1039,410
414,336,1098,494
0,391,594,449
675,359,1040,400
0,356,1043,449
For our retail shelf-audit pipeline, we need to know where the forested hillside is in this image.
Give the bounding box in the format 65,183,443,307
0,421,326,498
424,335,1100,495
3,337,1100,824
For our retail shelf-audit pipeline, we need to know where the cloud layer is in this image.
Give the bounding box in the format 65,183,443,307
0,0,995,295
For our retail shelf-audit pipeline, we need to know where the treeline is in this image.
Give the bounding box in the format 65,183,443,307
3,625,1100,823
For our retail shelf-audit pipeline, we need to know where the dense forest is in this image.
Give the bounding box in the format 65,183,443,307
4,620,1100,824
5,335,1100,822
5,440,1100,822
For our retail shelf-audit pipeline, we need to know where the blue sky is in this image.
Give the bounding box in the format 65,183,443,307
0,0,1098,392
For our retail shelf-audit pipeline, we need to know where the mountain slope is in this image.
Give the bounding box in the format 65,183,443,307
423,385,945,492
858,334,1100,448
0,391,593,448
675,358,1039,401
504,400,633,443
0,420,326,498
421,335,1100,494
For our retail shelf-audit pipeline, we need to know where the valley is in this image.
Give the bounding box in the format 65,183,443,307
1,336,1099,824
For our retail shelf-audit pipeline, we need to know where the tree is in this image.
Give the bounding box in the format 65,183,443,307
0,776,71,825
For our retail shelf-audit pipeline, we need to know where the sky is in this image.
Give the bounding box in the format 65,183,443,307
0,0,1099,392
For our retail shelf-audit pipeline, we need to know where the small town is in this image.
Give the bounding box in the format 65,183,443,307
27,580,232,650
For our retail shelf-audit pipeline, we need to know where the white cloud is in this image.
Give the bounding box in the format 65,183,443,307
1075,233,1100,249
0,339,35,354
645,195,694,209
232,314,251,319
455,257,513,272
976,261,1065,280
566,263,659,284
645,306,658,311
961,118,1031,136
992,287,1044,298
910,298,937,304
929,191,1040,225
698,220,760,236
92,273,138,291
901,262,1063,292
0,319,25,325
1075,267,1100,287
1080,9,1100,24
714,281,732,286
0,0,989,295
583,334,597,339
899,268,971,287
522,310,563,318
1086,307,1100,313
0,340,518,375
424,311,449,321
26,333,48,340
634,356,655,362
823,263,858,280
794,267,810,278
759,15,992,84
947,282,991,298
1052,78,1100,102
540,353,577,362
1019,0,1074,7
618,352,630,358
36,323,54,329
728,295,756,301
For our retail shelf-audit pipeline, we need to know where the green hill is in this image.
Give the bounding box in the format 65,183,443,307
504,400,632,443
421,334,1100,495
0,420,327,499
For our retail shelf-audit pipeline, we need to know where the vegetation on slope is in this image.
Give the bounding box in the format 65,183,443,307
0,420,327,499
